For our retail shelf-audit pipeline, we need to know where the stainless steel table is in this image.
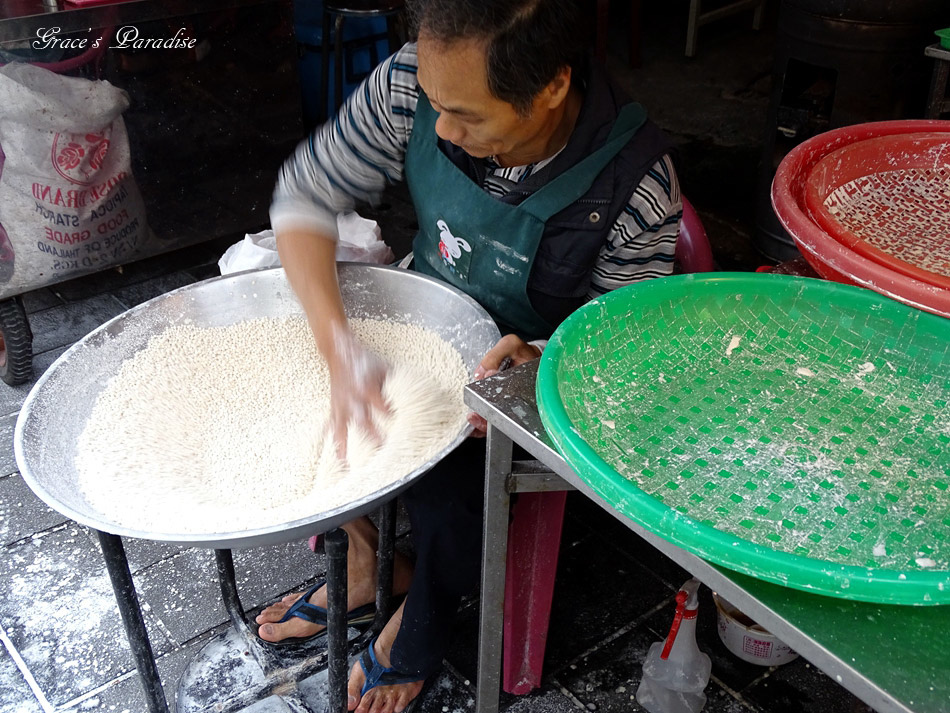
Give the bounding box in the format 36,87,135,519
464,361,950,713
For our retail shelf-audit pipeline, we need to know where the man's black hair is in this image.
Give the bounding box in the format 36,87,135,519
406,0,586,116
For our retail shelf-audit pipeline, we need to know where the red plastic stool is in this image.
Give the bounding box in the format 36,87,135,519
501,197,714,694
676,196,715,274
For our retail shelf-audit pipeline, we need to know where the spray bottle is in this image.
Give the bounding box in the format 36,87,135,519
636,578,711,713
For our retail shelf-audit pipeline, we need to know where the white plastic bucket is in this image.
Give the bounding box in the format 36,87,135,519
712,593,799,666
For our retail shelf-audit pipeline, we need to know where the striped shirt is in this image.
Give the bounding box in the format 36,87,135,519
270,43,682,298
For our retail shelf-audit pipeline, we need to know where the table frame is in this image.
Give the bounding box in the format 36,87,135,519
465,361,945,713
94,502,397,713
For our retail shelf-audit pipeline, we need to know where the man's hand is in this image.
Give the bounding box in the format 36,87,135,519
328,324,391,459
467,334,542,437
274,230,392,461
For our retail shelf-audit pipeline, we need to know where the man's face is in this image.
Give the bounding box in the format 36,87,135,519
416,33,556,161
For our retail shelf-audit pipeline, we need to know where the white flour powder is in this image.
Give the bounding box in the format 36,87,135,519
74,317,470,534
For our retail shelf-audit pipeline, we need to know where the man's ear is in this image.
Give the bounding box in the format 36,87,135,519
541,65,573,109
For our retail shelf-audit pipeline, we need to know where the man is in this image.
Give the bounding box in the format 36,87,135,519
257,1,682,711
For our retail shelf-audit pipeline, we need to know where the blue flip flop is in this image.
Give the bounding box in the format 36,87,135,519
258,580,376,646
359,635,426,699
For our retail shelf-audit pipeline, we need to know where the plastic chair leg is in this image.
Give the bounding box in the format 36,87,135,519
334,14,346,113
502,490,568,695
686,0,701,58
320,10,332,122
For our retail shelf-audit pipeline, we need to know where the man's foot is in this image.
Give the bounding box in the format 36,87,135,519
255,585,374,642
254,517,412,643
347,601,425,713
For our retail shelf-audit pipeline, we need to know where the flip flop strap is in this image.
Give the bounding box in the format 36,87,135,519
277,581,328,626
359,639,423,696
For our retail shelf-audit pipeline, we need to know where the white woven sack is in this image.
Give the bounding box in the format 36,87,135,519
0,63,152,295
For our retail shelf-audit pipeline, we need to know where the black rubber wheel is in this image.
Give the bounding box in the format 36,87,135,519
0,297,33,386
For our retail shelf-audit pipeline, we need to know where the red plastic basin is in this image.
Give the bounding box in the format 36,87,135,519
771,120,950,319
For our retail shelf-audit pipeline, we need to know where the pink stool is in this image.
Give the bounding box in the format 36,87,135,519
502,196,714,694
677,196,715,274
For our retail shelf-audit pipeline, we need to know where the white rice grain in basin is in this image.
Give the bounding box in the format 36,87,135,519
74,317,470,534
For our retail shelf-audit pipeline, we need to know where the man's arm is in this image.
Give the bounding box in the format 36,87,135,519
270,44,422,341
269,44,419,244
276,228,391,453
275,228,347,353
269,45,422,451
588,153,682,297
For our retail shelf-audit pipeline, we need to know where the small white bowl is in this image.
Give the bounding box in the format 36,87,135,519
713,593,799,666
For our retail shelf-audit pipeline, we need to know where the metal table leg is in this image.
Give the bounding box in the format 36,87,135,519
215,548,251,634
325,527,349,713
215,549,306,682
475,426,513,713
185,537,349,713
326,505,400,710
326,505,397,707
358,500,396,647
96,530,170,713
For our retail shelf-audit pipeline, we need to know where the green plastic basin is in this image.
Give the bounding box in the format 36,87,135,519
537,273,950,605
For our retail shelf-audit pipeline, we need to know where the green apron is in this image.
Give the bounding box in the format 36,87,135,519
407,94,647,339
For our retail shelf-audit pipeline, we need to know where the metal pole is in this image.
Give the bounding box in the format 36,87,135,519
96,530,170,713
475,426,513,713
213,549,289,679
333,14,345,113
356,500,397,649
320,9,332,122
325,527,349,713
214,549,250,632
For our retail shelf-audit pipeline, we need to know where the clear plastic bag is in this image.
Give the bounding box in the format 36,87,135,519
335,211,394,264
217,230,281,275
218,212,394,275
